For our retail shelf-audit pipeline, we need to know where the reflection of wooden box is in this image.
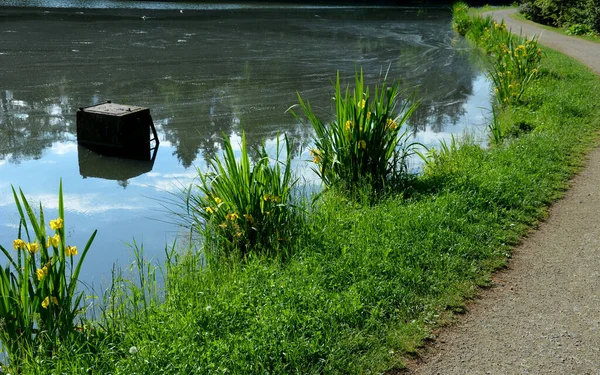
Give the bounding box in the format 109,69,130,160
76,102,158,160
77,145,156,182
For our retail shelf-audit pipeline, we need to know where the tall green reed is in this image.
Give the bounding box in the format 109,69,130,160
452,1,472,35
453,6,543,107
0,181,96,364
487,28,542,106
185,132,300,261
294,70,421,196
488,105,504,145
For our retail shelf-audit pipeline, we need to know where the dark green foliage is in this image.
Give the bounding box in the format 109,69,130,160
519,0,600,34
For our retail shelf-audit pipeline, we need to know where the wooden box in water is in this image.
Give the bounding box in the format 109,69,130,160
76,102,159,160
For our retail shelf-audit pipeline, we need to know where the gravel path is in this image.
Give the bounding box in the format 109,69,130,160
408,10,600,375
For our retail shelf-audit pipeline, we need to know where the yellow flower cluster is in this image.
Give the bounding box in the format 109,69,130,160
13,239,40,254
41,296,59,309
493,21,506,31
310,148,322,164
358,140,367,149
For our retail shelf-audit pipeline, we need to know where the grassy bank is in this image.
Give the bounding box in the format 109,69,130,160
7,9,600,375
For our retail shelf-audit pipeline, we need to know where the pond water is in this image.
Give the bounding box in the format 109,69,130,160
0,3,492,287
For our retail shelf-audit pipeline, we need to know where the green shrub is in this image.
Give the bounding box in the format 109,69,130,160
294,70,420,196
519,0,600,33
186,132,300,261
565,23,594,35
0,181,96,365
518,1,541,22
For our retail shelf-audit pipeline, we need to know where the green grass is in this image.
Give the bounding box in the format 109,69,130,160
6,13,600,375
471,5,516,15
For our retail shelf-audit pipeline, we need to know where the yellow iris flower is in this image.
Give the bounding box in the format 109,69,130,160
49,218,64,230
41,296,59,309
226,213,239,221
65,245,78,257
243,214,255,225
310,148,322,164
26,242,39,254
262,194,281,203
37,265,48,281
46,234,60,248
13,239,26,251
386,119,398,131
345,120,353,132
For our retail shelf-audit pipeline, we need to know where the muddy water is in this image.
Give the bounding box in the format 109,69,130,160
0,4,491,285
